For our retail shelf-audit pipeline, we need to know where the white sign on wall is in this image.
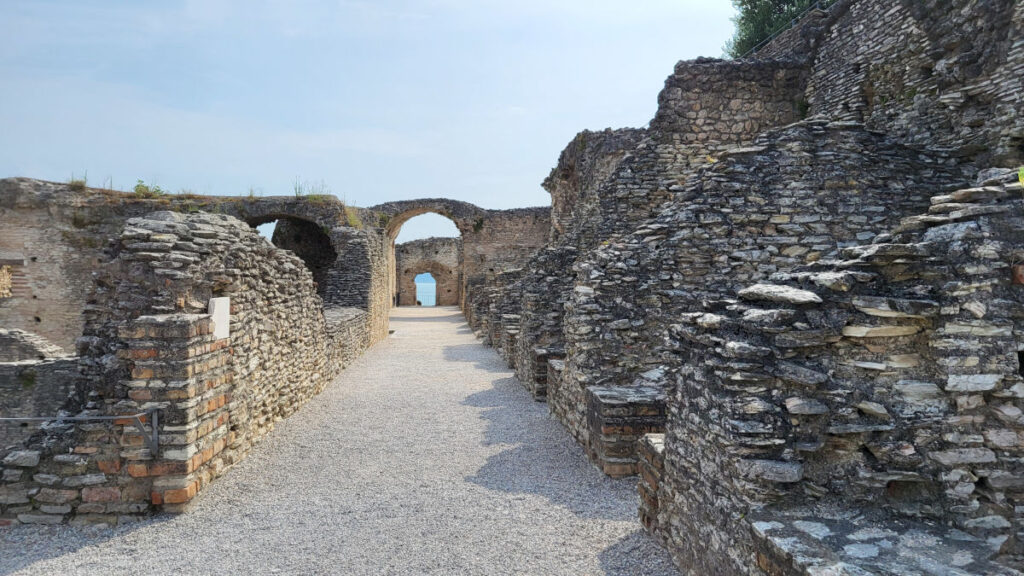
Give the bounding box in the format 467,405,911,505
208,297,231,340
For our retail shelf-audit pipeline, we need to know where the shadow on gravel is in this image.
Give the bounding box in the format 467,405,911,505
598,530,680,576
462,376,635,522
0,515,172,575
442,344,509,373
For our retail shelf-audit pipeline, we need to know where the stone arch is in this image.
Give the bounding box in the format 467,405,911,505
370,200,481,313
221,198,346,232
398,261,459,306
369,199,487,239
243,214,338,298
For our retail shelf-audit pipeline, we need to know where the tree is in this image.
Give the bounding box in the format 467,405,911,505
725,0,820,58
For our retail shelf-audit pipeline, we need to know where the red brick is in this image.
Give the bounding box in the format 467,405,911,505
160,482,198,505
126,463,149,478
96,459,122,474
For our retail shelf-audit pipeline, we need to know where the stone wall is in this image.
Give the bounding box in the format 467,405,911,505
395,237,461,306
0,358,77,454
501,129,644,395
649,169,1024,574
0,180,123,352
750,0,853,62
486,56,811,398
0,211,371,524
545,129,647,244
804,0,1024,167
557,120,968,470
0,329,68,363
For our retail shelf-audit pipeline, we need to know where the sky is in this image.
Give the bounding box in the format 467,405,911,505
0,0,737,242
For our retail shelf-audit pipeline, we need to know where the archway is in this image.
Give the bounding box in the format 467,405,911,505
378,207,466,311
247,215,338,297
397,258,460,306
414,273,436,306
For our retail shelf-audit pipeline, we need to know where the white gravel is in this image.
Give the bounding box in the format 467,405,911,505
0,307,680,576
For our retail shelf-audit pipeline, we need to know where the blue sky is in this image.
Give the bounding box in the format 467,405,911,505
0,0,737,242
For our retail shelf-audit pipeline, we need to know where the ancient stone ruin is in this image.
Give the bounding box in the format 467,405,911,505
395,237,462,306
2,0,1023,573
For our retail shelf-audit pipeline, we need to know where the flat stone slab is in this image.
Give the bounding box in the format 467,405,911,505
750,505,1020,576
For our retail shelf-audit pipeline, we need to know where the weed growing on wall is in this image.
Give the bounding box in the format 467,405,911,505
293,178,331,198
344,206,364,229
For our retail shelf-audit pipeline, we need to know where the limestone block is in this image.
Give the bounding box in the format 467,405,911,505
208,297,230,340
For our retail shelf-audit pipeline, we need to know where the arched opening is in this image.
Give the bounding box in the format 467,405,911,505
414,272,436,307
248,216,337,298
389,212,463,310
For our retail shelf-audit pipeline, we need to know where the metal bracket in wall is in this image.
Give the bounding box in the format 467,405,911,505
0,409,160,454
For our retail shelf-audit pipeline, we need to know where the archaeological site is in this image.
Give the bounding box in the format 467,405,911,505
2,0,1024,574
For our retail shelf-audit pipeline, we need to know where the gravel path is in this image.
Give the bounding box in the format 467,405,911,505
1,307,679,576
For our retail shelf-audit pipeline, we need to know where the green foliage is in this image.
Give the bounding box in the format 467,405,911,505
472,218,485,233
1018,167,1024,188
133,179,165,198
726,0,833,58
306,194,332,204
377,213,391,227
796,99,811,119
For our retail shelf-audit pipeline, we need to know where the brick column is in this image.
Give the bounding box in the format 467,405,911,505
118,313,232,511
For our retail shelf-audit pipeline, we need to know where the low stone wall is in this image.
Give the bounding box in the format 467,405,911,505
0,211,375,525
323,307,370,368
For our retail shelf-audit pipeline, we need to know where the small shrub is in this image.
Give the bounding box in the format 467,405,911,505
473,218,485,233
133,179,165,198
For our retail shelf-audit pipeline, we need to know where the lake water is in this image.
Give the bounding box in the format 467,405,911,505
416,282,436,306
